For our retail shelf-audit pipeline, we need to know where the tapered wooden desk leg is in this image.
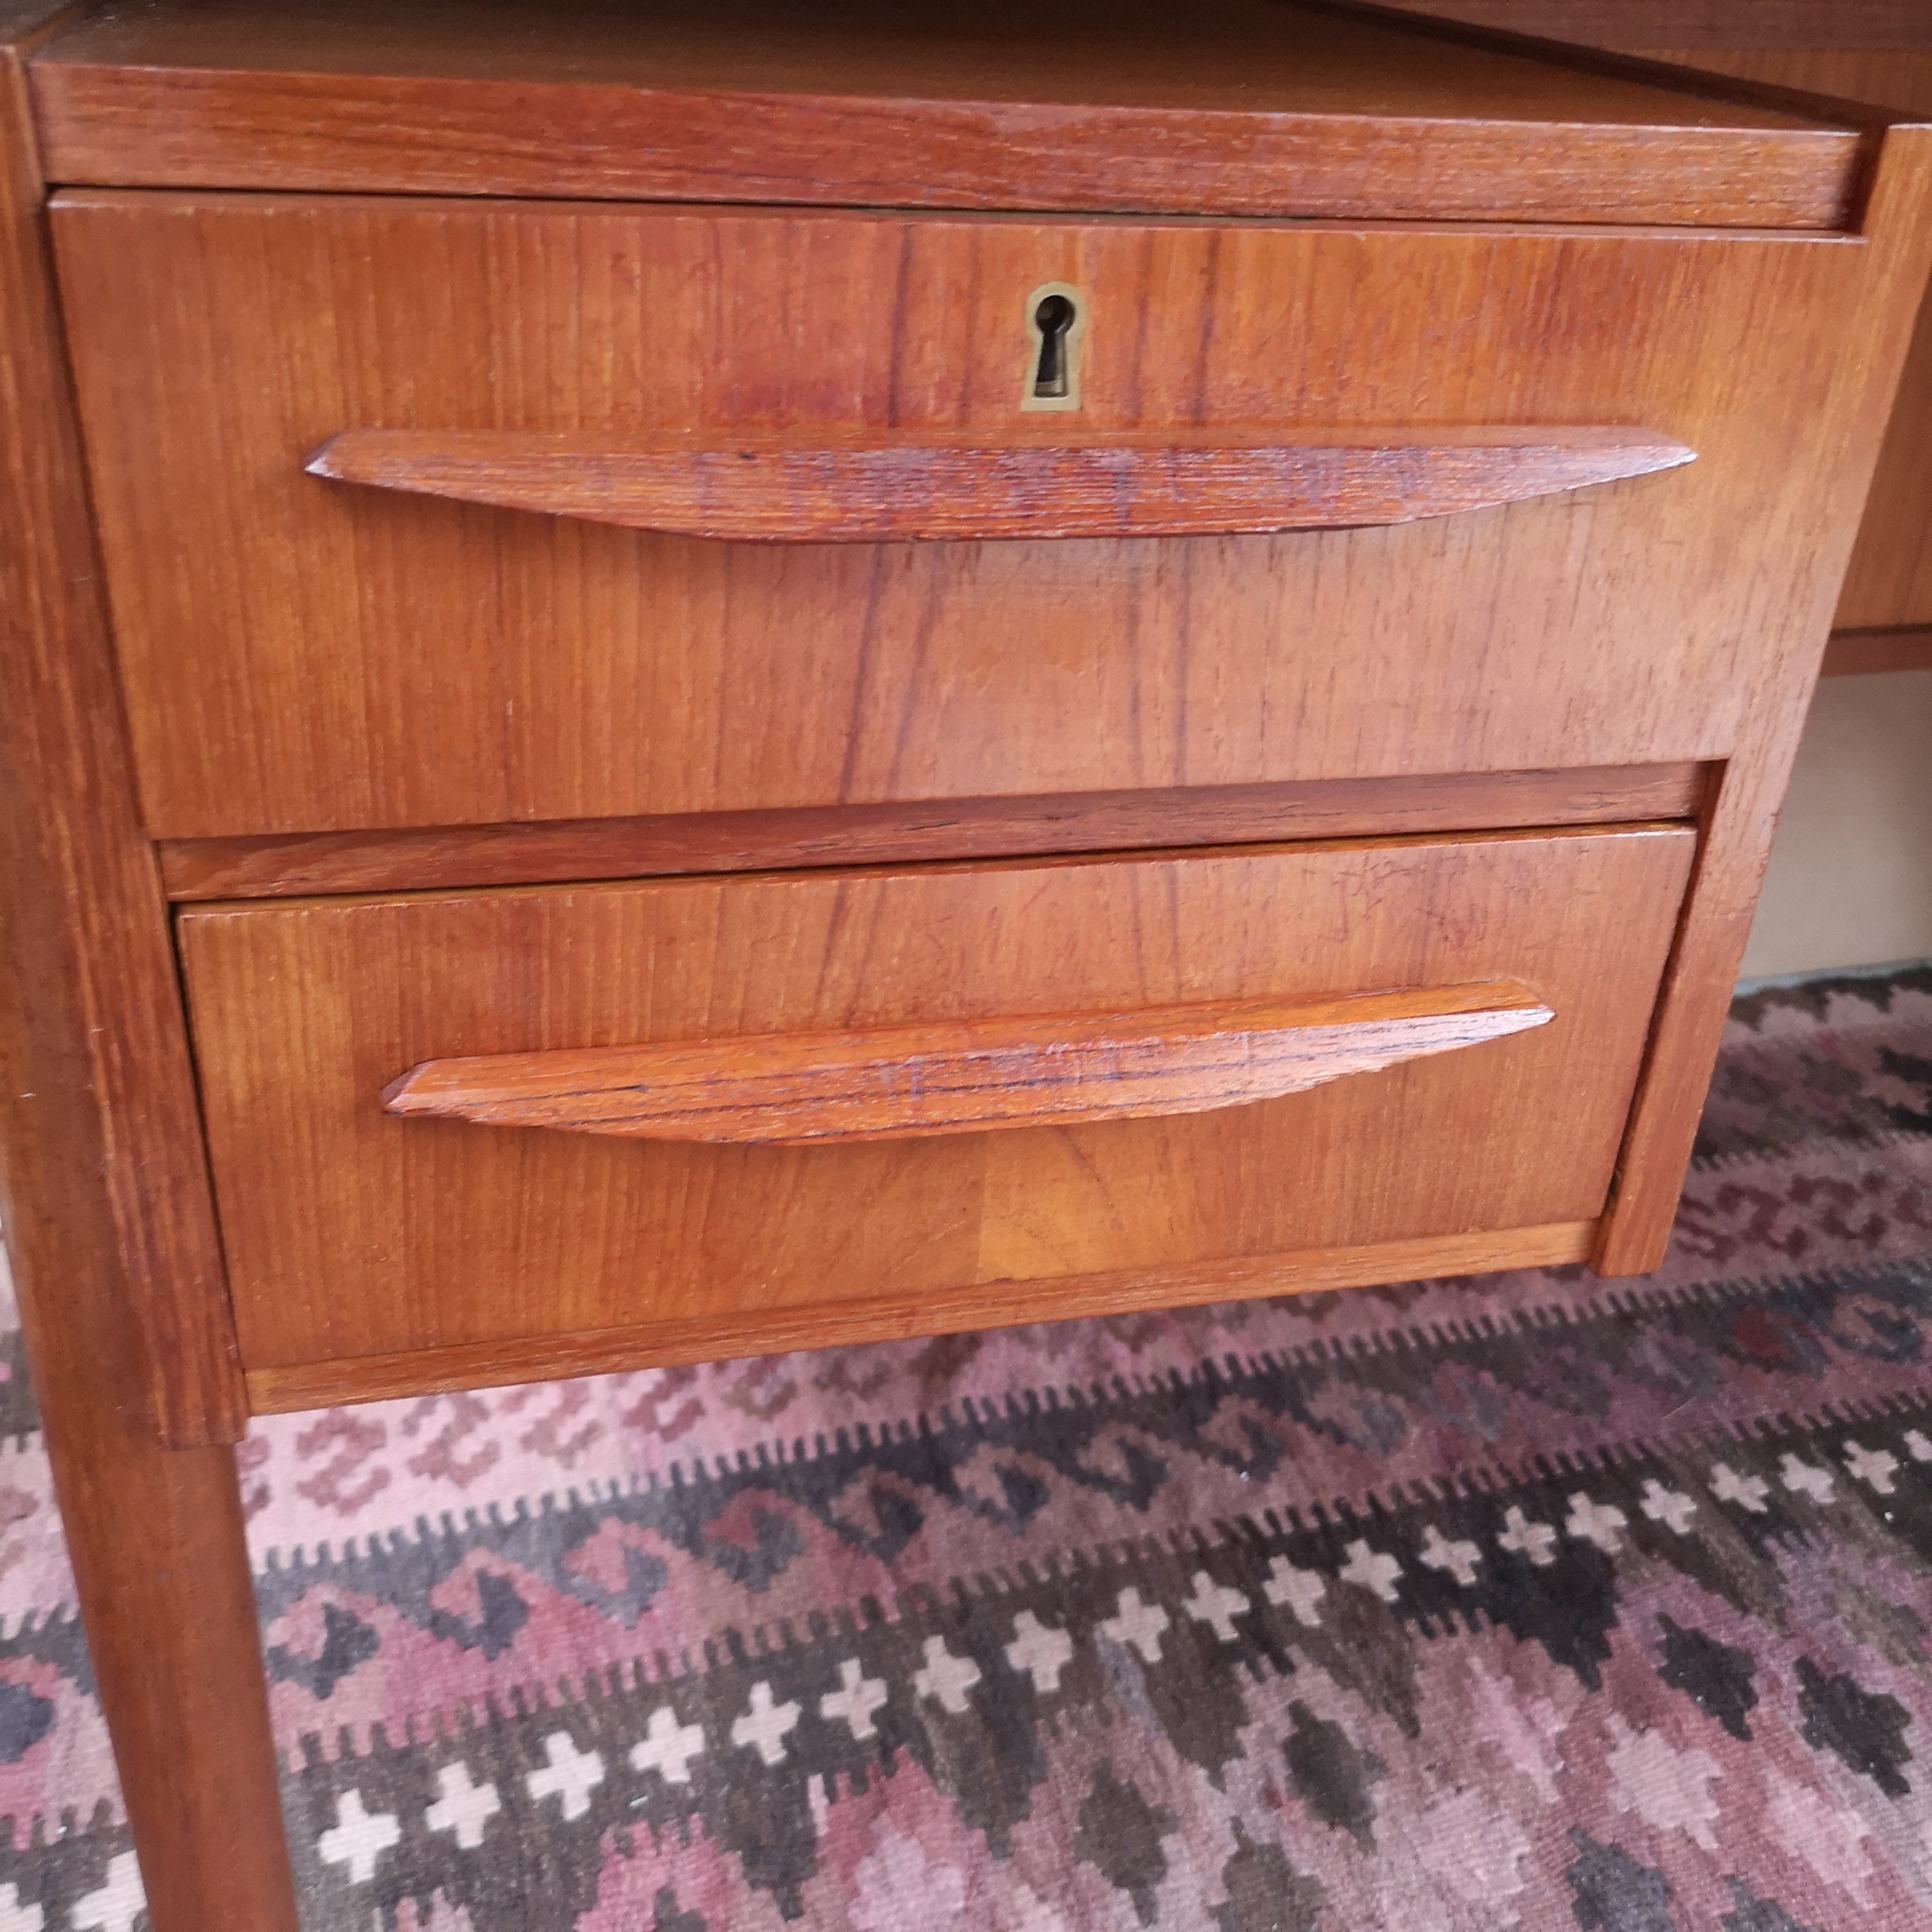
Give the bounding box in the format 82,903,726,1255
0,856,296,1929
2,1220,299,1932
61,1442,293,1932
1,6,300,1924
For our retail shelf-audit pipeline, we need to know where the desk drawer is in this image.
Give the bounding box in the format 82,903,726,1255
54,191,1853,840
177,824,1693,1407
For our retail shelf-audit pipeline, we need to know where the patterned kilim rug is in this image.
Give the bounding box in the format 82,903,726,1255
1,965,1931,1931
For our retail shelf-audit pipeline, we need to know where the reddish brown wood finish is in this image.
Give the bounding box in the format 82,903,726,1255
384,982,1553,1145
1378,11,1932,1261
1634,39,1932,643
1404,10,1932,640
51,194,1873,841
1596,124,1932,1274
0,6,294,1930
1830,201,1932,630
0,55,244,1450
308,425,1695,542
6,8,1930,1929
246,1219,1599,1414
25,0,1864,228
176,827,1694,1378
155,762,1712,902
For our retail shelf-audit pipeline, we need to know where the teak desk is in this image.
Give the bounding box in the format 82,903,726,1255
1407,0,1932,679
2,2,1930,1924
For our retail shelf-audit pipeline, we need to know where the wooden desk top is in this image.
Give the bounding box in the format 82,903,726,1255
27,0,1871,225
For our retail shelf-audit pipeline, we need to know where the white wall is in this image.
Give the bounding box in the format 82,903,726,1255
1740,669,1932,979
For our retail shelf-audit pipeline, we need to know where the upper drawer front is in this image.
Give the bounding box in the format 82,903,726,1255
56,193,1859,838
177,825,1694,1383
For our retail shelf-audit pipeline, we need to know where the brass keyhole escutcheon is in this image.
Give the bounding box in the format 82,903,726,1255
1021,282,1085,412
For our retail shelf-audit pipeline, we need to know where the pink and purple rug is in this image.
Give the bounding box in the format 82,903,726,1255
2,965,1931,1929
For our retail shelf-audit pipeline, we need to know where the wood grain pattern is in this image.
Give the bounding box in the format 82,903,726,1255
1626,47,1932,635
155,763,1712,902
307,426,1697,542
1370,23,1932,1270
25,0,1864,228
1834,238,1932,630
1597,122,1932,1274
0,5,295,1928
176,827,1693,1373
52,193,1875,841
383,983,1554,1145
8,8,1925,1928
246,1219,1599,1413
0,77,243,1446
1820,624,1932,675
1404,16,1932,637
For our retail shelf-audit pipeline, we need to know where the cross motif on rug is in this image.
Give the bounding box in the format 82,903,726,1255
527,1733,604,1820
318,1791,400,1887
914,1635,982,1713
1006,1612,1075,1693
1565,1493,1627,1554
633,1706,708,1785
1184,1571,1251,1642
1709,1462,1770,1512
731,1682,801,1765
1339,1539,1402,1602
427,1761,501,1849
1638,1481,1696,1533
1497,1505,1558,1566
1779,1455,1835,1503
1263,1556,1325,1626
820,1660,889,1739
1842,1441,1898,1493
1099,1587,1171,1662
1417,1524,1481,1585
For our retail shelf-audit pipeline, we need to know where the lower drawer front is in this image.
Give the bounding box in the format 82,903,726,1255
177,826,1693,1394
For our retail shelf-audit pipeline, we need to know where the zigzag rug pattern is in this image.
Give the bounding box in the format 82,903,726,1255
0,965,1928,1928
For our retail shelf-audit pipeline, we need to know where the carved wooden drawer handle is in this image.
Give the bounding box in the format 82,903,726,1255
309,428,1692,542
382,982,1552,1146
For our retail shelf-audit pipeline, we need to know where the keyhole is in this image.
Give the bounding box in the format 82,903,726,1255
1021,282,1084,412
1032,294,1076,399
